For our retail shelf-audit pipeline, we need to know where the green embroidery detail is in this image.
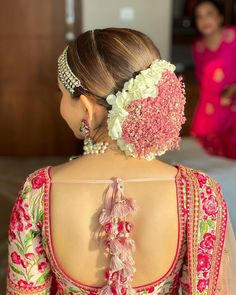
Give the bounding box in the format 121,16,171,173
9,263,24,276
35,268,51,285
200,220,208,238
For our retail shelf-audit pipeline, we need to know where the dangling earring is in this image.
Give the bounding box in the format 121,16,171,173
79,119,109,155
79,119,91,138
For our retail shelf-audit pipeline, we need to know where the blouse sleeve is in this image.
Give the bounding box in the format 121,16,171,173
215,207,236,294
179,169,236,294
179,217,236,295
6,170,52,295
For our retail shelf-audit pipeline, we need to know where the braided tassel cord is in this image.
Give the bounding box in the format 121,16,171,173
95,178,138,295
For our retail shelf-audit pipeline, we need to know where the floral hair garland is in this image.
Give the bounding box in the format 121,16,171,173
106,59,186,160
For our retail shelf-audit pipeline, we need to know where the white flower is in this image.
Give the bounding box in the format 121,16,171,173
106,94,117,105
117,138,134,157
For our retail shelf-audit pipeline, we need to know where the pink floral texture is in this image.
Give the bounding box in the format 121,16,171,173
11,251,21,265
17,280,34,289
200,233,216,250
9,195,31,239
205,186,212,195
197,279,209,292
21,259,29,268
197,253,212,272
195,172,208,188
122,71,186,157
31,171,46,189
36,244,44,255
25,253,34,260
9,228,16,240
38,261,48,273
203,195,219,216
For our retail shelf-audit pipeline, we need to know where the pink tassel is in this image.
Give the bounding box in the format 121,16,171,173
120,263,136,279
110,236,135,254
103,184,116,210
111,198,138,218
123,238,136,252
111,200,130,218
95,178,138,295
99,209,113,225
116,284,128,295
125,198,138,215
109,239,124,255
120,251,135,266
110,255,125,271
97,284,113,295
99,183,117,225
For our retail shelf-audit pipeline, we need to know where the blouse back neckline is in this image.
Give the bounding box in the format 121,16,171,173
41,165,187,292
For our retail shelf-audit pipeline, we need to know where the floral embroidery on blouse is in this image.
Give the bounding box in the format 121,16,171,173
6,168,51,294
6,165,228,295
193,170,227,295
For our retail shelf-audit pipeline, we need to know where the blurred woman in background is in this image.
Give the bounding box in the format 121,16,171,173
191,0,236,159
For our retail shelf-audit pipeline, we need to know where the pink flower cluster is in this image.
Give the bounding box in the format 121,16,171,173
122,71,186,158
31,170,46,189
202,195,219,216
9,195,32,240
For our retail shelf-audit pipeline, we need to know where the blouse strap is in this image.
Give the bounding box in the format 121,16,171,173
51,177,175,184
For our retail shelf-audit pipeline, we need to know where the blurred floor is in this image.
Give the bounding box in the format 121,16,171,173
1,138,236,293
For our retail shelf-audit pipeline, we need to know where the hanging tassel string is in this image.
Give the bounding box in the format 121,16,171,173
95,178,139,295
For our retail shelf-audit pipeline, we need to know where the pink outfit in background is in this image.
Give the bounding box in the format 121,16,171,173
191,26,236,159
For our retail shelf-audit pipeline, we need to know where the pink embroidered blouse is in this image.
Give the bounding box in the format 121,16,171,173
6,165,234,294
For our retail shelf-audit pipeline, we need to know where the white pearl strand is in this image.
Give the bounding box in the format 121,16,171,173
83,140,109,155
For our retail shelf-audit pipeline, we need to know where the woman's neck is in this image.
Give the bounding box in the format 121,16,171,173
92,127,117,146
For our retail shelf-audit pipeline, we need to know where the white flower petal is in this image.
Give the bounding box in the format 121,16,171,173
106,94,117,105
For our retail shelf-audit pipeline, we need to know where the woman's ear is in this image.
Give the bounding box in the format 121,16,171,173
79,94,94,122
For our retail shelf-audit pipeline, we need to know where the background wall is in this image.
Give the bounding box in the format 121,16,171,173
0,0,81,156
82,0,173,60
0,0,173,156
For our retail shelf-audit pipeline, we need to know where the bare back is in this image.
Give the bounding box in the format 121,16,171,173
49,151,180,287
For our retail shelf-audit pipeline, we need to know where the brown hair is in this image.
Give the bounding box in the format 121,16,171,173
67,28,160,110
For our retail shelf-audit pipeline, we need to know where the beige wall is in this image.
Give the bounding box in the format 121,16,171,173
81,0,173,60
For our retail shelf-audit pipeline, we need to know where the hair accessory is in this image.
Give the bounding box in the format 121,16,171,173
106,59,186,160
58,46,87,95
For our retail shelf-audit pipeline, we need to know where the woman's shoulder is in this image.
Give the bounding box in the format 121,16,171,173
23,166,49,188
15,166,50,204
180,164,220,185
179,165,227,208
11,166,49,226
